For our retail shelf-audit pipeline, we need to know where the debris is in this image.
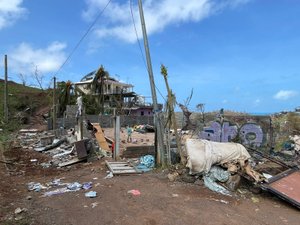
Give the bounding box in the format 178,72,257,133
172,194,179,197
251,197,260,203
43,187,70,197
106,160,141,175
40,162,51,168
104,171,114,179
85,191,97,198
185,139,263,182
26,196,32,200
136,155,155,172
209,198,229,204
27,182,46,192
30,159,37,162
82,182,93,190
262,173,273,180
128,189,141,196
203,166,231,196
91,202,99,208
168,172,179,182
67,182,82,191
14,208,27,214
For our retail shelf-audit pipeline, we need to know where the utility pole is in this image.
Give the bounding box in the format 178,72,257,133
53,77,56,130
4,55,8,123
138,0,165,166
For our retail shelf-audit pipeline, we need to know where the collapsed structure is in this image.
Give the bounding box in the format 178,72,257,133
74,66,160,116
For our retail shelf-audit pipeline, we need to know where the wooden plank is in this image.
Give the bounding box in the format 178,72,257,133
105,160,141,175
58,157,85,167
92,123,110,151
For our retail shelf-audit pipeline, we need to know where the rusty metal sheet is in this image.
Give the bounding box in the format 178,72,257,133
261,168,300,209
75,140,88,159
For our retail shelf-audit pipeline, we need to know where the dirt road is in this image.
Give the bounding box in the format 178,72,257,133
1,148,299,225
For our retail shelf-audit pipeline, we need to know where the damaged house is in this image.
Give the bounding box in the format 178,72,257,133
74,66,158,116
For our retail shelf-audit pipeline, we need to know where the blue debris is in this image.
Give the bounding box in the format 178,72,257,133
137,155,155,172
85,191,97,198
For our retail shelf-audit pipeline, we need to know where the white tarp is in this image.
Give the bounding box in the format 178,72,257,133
186,139,251,174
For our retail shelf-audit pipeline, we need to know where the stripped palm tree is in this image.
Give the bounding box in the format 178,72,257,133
57,80,73,116
89,65,110,114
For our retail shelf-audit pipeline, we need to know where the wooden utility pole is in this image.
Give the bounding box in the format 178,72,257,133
161,65,185,165
138,0,165,166
53,77,56,130
114,116,120,160
4,55,8,123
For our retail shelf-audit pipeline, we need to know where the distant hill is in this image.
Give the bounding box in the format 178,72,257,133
0,79,51,132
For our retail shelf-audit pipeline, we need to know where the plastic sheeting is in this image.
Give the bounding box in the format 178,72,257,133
203,166,231,196
137,155,155,172
186,139,251,174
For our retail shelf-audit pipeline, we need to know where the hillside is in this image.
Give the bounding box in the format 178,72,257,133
0,79,51,135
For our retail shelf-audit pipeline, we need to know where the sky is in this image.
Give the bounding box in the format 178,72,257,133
0,0,299,113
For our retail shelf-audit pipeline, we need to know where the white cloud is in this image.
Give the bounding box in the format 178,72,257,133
82,0,251,43
253,98,261,107
10,42,67,75
274,90,298,100
0,0,27,30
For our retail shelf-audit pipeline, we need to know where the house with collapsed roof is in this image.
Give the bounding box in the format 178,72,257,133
74,66,160,116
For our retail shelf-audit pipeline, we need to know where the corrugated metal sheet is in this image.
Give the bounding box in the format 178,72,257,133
261,168,300,209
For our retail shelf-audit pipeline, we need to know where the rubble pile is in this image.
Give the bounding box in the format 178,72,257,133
15,128,108,168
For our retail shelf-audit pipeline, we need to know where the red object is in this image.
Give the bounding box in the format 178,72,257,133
111,142,114,154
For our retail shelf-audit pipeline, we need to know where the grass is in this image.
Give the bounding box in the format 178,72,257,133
0,79,51,138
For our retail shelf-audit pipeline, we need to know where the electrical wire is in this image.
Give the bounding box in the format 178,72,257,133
129,0,166,102
54,0,113,77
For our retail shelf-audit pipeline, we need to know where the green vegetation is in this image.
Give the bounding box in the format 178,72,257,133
0,80,51,139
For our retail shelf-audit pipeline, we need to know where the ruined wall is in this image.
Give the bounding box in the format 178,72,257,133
199,115,272,149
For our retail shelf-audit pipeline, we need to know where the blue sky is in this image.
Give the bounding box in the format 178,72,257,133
0,0,299,113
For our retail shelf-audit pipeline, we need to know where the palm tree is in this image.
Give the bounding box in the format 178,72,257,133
57,80,73,116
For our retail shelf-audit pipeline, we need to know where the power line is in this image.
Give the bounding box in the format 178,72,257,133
129,0,166,102
54,0,113,77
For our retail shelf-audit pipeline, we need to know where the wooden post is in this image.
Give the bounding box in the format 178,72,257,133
114,116,120,160
4,55,8,123
53,77,56,130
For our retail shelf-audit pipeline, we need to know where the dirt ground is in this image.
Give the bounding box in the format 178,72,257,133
1,144,300,225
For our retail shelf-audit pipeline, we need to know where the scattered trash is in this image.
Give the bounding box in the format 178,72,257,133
85,191,97,198
27,182,46,192
82,182,93,190
30,159,37,162
168,172,179,182
104,171,114,179
43,187,70,197
172,194,179,197
67,182,82,191
91,202,99,208
40,162,52,168
251,197,260,203
203,166,231,196
209,198,229,204
128,189,141,196
26,196,32,200
14,208,27,214
262,173,273,179
137,155,155,172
